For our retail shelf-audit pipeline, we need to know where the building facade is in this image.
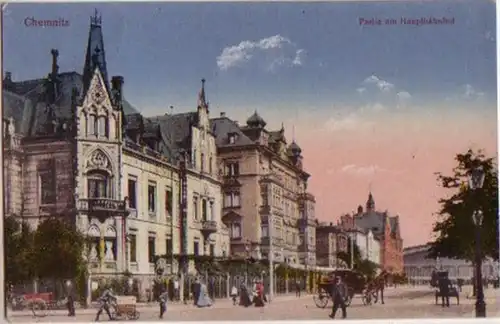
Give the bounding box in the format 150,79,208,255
3,13,229,285
403,244,499,285
338,214,381,266
349,192,404,273
315,222,349,269
211,112,316,267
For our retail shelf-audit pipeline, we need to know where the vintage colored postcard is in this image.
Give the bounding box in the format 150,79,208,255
2,0,498,322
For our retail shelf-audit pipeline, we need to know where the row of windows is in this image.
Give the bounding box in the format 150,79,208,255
86,115,109,138
132,234,217,263
192,149,215,174
127,178,173,217
192,196,215,221
223,192,240,208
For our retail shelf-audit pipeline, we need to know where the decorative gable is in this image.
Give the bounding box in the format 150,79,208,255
82,68,113,111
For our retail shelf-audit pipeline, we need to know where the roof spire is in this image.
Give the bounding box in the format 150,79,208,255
198,78,207,108
366,190,375,212
91,8,102,26
292,125,296,142
82,10,109,98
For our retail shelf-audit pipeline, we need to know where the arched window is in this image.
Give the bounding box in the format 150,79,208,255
97,116,108,137
87,114,97,136
88,171,109,198
104,226,117,262
231,223,241,239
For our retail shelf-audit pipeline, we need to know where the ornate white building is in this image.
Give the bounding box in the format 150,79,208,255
3,12,229,288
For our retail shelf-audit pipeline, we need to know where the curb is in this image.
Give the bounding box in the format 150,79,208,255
8,294,314,318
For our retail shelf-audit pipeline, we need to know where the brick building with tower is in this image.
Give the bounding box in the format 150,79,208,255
338,192,403,273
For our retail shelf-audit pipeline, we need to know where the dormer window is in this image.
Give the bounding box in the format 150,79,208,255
228,133,238,144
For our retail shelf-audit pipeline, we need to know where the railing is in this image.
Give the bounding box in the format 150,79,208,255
201,220,217,232
125,140,170,162
78,198,127,212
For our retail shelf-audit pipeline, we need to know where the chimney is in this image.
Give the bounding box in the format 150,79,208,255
111,76,124,104
50,49,59,78
220,112,226,117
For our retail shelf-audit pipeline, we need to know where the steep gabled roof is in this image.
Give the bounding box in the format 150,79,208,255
210,116,254,147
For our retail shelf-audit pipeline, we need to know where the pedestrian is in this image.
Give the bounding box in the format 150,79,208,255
65,280,76,317
95,286,116,322
295,279,301,298
457,278,463,292
328,276,347,319
438,277,450,307
173,276,180,301
159,285,168,319
230,285,238,305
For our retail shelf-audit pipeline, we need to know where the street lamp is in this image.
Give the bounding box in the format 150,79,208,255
244,240,251,287
468,166,486,318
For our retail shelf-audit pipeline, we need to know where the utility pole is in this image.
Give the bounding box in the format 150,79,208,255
269,212,274,302
1,4,7,319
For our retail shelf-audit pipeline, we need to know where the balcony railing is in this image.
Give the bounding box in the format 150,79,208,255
201,220,217,233
78,198,127,213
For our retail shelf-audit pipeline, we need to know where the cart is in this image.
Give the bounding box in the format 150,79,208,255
313,269,368,308
111,296,140,320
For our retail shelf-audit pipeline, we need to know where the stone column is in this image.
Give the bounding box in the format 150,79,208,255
116,218,123,272
99,234,105,269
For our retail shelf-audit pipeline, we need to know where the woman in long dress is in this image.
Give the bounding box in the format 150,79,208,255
196,282,213,308
239,283,252,307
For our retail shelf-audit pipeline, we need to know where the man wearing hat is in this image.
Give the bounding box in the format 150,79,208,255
329,276,347,319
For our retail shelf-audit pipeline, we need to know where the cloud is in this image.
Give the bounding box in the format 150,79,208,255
362,75,395,92
340,164,386,176
216,35,306,71
463,84,484,99
356,87,366,94
397,91,412,101
360,103,385,113
338,164,404,176
484,30,495,42
323,113,375,132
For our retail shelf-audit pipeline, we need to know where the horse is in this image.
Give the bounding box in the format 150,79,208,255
372,270,391,304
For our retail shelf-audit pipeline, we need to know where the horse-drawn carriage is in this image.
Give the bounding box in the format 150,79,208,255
313,269,378,308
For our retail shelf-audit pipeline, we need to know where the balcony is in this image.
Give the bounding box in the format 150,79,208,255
201,220,217,236
78,198,129,218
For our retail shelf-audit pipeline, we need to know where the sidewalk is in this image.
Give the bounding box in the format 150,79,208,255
9,293,312,317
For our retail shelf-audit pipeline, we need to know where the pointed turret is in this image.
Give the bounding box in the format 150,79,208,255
246,110,267,128
366,192,375,212
197,78,208,110
82,9,110,98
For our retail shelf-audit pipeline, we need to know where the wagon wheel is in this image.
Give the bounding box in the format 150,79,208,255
313,287,330,308
127,310,140,320
361,290,372,306
344,288,354,307
31,299,48,317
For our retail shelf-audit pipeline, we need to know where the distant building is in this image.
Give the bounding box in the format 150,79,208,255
348,192,404,273
315,222,349,268
403,244,499,285
211,111,316,267
338,214,381,266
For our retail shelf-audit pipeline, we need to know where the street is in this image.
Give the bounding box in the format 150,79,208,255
8,287,500,322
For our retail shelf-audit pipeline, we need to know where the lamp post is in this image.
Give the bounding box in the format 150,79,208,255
244,240,251,287
468,166,486,318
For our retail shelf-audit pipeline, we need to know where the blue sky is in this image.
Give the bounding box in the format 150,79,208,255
3,1,497,246
3,0,496,118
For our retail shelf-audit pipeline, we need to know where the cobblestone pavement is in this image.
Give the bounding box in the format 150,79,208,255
8,287,500,322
